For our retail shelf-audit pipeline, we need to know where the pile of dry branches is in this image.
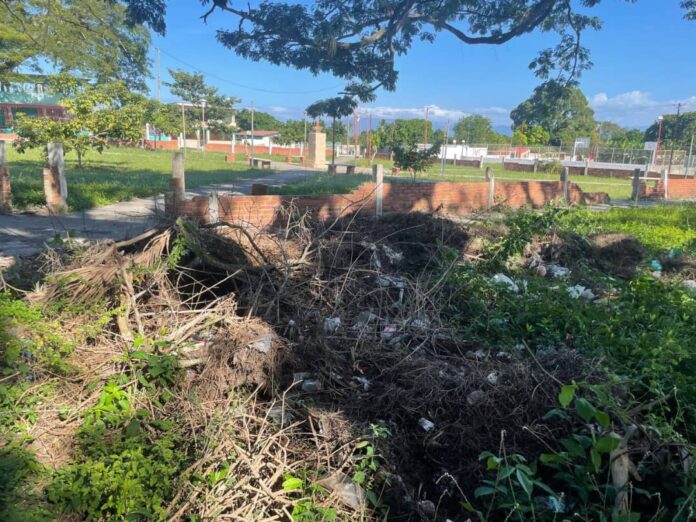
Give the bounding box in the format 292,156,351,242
26,208,592,520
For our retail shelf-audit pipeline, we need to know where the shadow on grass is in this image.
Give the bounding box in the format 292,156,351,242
7,159,268,211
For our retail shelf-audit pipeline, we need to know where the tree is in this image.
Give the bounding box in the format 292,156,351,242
378,119,433,148
14,75,145,167
512,123,550,146
166,69,240,137
453,115,493,144
236,109,282,132
511,81,596,146
277,119,305,145
143,100,182,141
393,143,440,181
176,0,692,102
644,112,696,150
596,121,644,148
0,0,151,90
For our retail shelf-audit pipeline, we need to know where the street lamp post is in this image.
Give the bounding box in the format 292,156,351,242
200,98,207,151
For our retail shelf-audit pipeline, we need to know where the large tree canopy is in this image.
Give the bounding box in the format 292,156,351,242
0,0,152,90
510,81,596,146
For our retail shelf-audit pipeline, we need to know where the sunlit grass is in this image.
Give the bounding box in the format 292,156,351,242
5,146,268,211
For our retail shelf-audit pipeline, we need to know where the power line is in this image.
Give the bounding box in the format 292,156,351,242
158,48,343,95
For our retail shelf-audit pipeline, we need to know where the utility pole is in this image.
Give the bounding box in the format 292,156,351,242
180,103,186,158
368,112,373,162
353,109,359,158
250,101,255,165
668,102,683,176
687,134,694,178
424,106,429,148
302,110,307,159
157,48,161,103
440,119,450,176
230,106,236,155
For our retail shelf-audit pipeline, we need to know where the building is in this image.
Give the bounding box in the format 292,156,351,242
233,130,280,148
0,76,67,131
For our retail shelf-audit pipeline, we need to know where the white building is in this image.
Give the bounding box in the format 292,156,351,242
234,130,280,148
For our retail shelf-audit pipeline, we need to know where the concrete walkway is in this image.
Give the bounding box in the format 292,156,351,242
0,165,317,260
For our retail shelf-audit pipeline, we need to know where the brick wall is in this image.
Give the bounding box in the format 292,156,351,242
665,179,696,199
168,180,606,228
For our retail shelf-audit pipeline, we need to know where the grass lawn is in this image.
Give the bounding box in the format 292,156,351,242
271,161,635,200
560,204,696,254
5,146,268,211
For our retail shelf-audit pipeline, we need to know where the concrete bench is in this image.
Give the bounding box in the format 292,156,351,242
328,163,357,175
285,155,305,164
250,158,272,169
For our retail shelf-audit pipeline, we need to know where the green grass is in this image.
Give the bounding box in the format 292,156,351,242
560,204,696,254
5,146,269,211
346,159,635,199
268,173,372,195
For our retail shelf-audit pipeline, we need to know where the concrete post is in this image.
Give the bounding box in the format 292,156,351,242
479,155,484,169
488,175,495,210
631,168,641,204
170,152,185,200
0,140,11,214
485,167,492,181
561,167,570,202
373,164,383,217
584,159,590,176
44,143,67,212
208,191,219,224
662,168,669,200
533,159,539,173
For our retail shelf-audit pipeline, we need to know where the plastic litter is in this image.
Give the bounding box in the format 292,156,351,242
418,418,435,432
650,259,663,272
567,285,596,301
491,273,519,293
548,264,570,278
323,317,341,334
246,331,273,354
317,472,367,511
301,379,322,393
486,371,500,385
352,376,370,391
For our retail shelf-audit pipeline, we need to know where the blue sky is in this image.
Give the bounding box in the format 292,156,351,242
148,0,696,131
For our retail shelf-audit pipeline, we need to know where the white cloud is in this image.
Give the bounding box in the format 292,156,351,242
359,104,511,125
590,91,696,127
265,106,291,114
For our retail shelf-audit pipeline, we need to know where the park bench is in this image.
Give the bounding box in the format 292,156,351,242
285,155,305,164
328,163,357,175
250,158,272,169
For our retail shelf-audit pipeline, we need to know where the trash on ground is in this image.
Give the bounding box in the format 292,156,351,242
317,472,367,511
301,379,322,393
491,273,519,293
418,418,436,432
246,331,273,353
323,317,341,334
467,390,486,406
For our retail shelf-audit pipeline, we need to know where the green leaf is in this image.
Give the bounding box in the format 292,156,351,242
558,384,576,407
594,436,620,454
595,410,611,429
486,456,500,470
474,486,497,498
282,476,303,491
539,453,564,465
355,440,370,449
516,469,534,498
575,397,596,423
353,471,366,484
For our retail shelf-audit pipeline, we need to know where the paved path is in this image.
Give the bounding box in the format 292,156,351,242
0,165,317,260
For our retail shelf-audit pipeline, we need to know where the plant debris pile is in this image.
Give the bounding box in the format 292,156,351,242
2,205,695,521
